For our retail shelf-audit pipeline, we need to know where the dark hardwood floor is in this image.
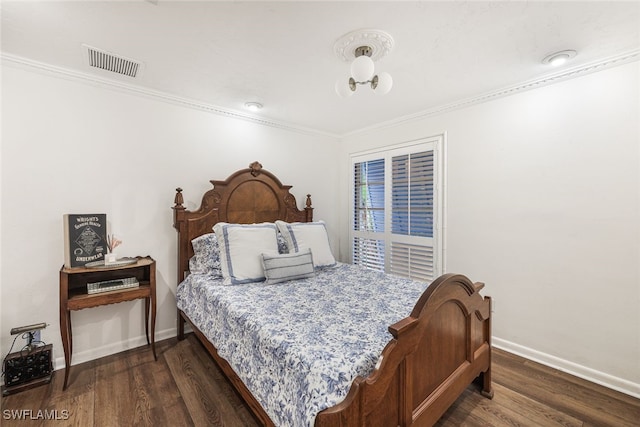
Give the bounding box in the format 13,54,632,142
2,335,638,426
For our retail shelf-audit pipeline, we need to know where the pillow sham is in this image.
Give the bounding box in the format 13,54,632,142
189,233,222,277
275,220,336,268
213,222,279,285
261,248,315,285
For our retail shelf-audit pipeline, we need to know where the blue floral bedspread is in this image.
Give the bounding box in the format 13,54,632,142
176,262,429,426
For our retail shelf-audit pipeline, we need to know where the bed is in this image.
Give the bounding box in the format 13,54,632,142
172,161,493,426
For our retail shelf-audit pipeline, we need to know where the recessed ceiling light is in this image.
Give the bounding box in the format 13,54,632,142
244,102,263,112
542,50,577,67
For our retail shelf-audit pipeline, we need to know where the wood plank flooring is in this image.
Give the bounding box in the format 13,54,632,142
2,335,638,426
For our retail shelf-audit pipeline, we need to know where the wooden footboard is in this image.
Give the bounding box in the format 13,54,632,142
314,273,493,427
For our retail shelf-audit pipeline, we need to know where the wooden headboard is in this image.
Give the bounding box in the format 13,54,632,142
172,161,313,284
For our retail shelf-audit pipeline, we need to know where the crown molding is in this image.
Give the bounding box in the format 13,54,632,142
343,48,640,138
0,52,339,139
3,49,638,139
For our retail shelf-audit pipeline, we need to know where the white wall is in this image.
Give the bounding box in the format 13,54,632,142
340,62,640,396
0,63,340,369
2,58,638,399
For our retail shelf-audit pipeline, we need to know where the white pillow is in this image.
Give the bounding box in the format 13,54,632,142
275,220,336,268
261,248,315,284
213,222,279,285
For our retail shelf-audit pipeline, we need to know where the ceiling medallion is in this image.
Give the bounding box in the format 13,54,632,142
334,29,394,97
333,29,394,62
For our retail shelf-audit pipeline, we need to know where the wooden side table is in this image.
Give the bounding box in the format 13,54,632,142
59,256,156,390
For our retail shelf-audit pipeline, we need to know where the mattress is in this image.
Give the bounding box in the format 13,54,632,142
176,262,429,426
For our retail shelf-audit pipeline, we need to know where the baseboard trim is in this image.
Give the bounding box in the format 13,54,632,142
493,337,640,399
53,328,176,371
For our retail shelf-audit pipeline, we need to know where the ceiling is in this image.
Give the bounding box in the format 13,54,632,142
2,1,639,136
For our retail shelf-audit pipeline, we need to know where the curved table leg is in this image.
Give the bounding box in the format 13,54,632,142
60,309,72,390
144,297,150,345
145,296,157,361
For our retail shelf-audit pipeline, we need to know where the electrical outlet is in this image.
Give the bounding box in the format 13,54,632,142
32,330,41,343
491,298,496,313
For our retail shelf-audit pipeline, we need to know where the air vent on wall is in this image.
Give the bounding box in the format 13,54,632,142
82,44,144,78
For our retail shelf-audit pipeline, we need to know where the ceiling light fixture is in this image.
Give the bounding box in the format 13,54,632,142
244,102,263,112
542,50,577,67
334,29,394,98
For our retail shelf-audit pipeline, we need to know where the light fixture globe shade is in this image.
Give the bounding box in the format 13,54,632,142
351,55,375,82
375,72,393,95
335,79,354,98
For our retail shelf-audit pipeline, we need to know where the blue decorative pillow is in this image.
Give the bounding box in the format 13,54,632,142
189,233,222,278
261,248,315,284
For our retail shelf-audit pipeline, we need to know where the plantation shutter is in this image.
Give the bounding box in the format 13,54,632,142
389,151,435,281
351,136,443,282
353,159,385,272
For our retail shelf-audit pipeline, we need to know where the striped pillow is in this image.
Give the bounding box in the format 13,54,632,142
261,248,315,284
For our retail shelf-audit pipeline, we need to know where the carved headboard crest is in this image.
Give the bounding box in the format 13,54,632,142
249,161,263,177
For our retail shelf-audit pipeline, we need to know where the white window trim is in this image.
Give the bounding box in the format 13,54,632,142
349,134,447,278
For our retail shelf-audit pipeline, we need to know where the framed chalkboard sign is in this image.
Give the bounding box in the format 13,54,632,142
63,214,107,268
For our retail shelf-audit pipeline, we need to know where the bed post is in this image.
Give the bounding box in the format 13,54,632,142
480,295,493,398
173,188,187,340
305,194,313,222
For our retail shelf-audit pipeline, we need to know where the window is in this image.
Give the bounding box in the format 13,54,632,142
353,158,385,272
351,136,444,281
